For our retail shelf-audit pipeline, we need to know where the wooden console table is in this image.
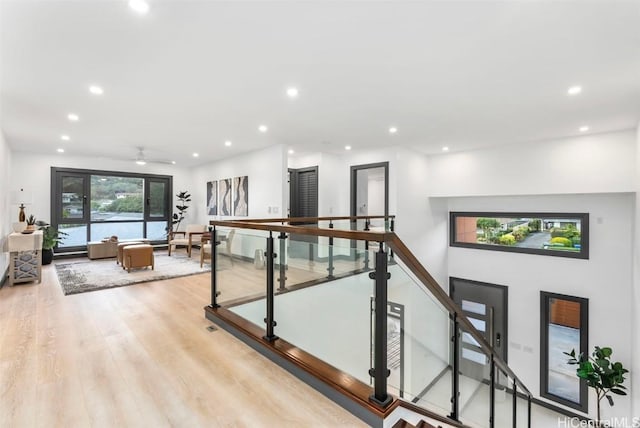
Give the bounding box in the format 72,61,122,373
8,230,43,286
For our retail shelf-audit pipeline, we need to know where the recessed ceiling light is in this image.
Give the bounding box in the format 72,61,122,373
136,160,146,166
258,125,268,133
60,135,70,141
224,140,232,147
193,153,199,157
286,87,299,98
67,113,79,122
442,146,449,152
128,0,149,15
171,161,176,165
57,148,64,153
288,149,294,155
579,126,590,132
89,85,104,95
345,145,352,150
567,86,582,95
389,127,398,134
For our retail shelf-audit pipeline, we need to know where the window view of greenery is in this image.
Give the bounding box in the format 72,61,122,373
90,175,144,221
61,176,85,219
454,215,584,253
55,169,170,250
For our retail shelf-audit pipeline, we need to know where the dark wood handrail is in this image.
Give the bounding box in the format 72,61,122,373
209,220,393,242
227,215,395,224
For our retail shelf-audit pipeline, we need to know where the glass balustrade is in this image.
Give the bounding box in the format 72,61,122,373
207,217,532,427
384,260,452,415
213,229,269,324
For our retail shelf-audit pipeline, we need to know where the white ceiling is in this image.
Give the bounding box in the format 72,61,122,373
1,1,639,167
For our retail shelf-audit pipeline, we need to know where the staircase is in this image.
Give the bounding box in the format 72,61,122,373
393,419,438,428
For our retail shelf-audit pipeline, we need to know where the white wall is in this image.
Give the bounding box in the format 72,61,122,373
427,130,636,197
633,122,640,418
191,145,287,258
0,130,12,279
9,151,193,226
192,145,287,223
446,193,634,420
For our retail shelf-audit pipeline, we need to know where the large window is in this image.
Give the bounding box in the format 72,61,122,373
52,168,172,251
540,291,588,412
450,212,589,259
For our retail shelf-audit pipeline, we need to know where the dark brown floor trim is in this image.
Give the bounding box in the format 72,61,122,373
204,305,398,424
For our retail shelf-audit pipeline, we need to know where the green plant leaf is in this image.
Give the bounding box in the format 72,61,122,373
610,388,626,395
601,347,613,357
606,395,614,406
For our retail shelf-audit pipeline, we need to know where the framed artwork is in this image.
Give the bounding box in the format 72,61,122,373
233,176,248,216
219,178,232,216
449,212,589,259
206,180,217,215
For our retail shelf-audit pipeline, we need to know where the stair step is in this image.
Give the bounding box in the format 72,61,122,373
393,419,416,428
393,419,439,428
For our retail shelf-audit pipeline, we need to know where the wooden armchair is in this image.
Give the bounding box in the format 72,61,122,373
200,229,235,268
168,224,207,257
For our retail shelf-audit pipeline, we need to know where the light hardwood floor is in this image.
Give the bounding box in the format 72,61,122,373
0,259,367,428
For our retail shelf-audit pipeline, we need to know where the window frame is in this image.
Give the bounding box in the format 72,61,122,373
51,167,172,252
449,211,589,259
540,291,589,412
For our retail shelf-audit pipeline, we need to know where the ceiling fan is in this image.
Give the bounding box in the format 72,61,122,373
132,146,175,166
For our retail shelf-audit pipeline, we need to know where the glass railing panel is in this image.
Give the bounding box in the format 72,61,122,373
457,323,491,428
272,245,374,384
215,229,269,329
494,368,514,428
385,260,452,415
285,239,370,288
515,384,530,427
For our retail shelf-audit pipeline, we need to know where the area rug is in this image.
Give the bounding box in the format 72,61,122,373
55,253,211,295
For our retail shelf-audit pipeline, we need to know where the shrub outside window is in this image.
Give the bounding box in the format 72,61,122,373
450,212,589,259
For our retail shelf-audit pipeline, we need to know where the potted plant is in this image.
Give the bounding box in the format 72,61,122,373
36,221,68,265
168,190,191,233
26,214,37,231
565,346,629,425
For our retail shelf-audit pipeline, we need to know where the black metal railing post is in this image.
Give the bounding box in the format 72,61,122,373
389,217,395,258
449,313,460,421
327,221,335,279
527,394,532,428
278,232,287,291
263,232,278,342
490,355,495,428
209,226,220,308
512,379,517,428
363,219,370,270
368,243,392,408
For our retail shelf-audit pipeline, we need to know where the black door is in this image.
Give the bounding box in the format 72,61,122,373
450,277,508,381
288,166,318,259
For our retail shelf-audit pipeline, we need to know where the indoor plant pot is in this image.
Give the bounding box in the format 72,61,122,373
36,221,67,265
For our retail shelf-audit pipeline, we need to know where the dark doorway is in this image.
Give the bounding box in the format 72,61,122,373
288,166,319,259
450,277,508,382
350,162,389,257
350,162,389,222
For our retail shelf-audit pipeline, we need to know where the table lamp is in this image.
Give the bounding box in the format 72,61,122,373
10,188,33,222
